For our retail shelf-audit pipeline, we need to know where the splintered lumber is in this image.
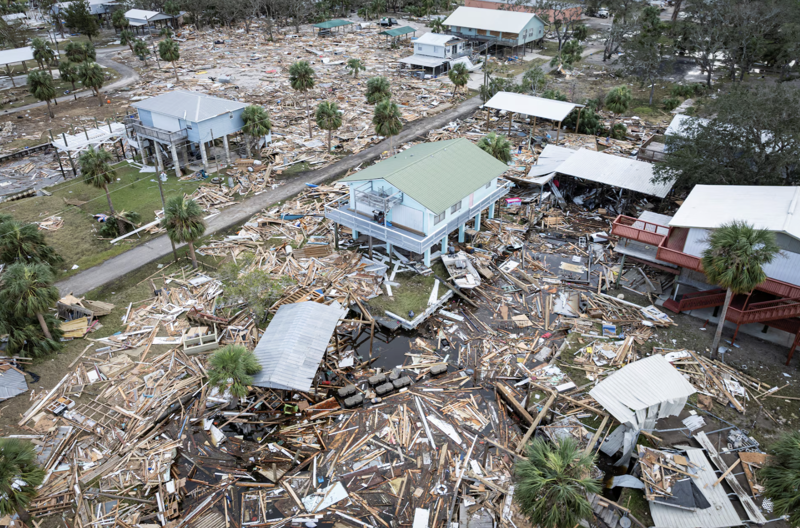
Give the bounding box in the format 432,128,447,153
496,382,534,425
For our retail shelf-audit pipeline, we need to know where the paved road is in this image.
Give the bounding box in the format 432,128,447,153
56,96,484,296
1,47,139,116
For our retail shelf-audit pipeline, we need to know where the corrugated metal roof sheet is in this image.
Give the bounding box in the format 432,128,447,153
650,448,742,528
414,32,460,46
527,144,574,179
589,355,695,427
398,55,447,67
0,366,27,401
340,138,509,215
132,90,248,123
124,9,159,21
485,92,583,123
444,6,543,33
669,185,800,242
250,302,346,392
314,19,353,29
0,46,34,66
554,148,674,198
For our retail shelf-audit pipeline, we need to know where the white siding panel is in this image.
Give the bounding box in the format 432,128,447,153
391,204,424,231
151,113,182,132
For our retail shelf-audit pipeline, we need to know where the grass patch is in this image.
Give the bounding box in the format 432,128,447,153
535,40,560,57
504,57,548,77
618,488,653,527
367,260,448,318
3,67,122,110
1,161,209,278
280,161,311,177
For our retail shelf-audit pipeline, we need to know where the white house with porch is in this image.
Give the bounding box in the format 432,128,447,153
325,138,511,266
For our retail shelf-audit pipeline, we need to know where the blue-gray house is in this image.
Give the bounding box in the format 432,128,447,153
128,90,249,175
325,138,511,266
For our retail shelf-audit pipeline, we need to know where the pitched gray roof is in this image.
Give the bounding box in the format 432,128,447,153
131,90,248,123
250,302,346,392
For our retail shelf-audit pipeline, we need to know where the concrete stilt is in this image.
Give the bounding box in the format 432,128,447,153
474,213,481,231
441,236,447,254
223,134,231,166
458,223,465,243
424,248,431,267
170,143,182,177
488,202,495,219
154,142,164,171
137,137,146,164
199,141,209,172
352,228,359,239
387,242,393,256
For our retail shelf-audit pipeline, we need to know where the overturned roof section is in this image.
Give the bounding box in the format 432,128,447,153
669,185,800,242
251,302,346,392
590,355,695,428
526,144,574,182
132,90,248,123
650,448,741,528
340,138,509,215
399,55,447,68
485,92,583,123
0,46,34,66
555,149,674,198
314,19,353,29
444,6,543,33
413,32,461,46
0,365,27,401
380,26,416,37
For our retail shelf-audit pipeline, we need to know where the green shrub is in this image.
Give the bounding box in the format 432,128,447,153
663,97,681,111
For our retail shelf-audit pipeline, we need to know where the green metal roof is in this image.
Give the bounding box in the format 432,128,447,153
341,138,509,215
313,19,354,29
379,26,417,37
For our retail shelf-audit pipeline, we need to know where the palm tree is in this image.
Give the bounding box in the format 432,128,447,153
762,432,800,527
448,63,469,95
0,309,63,358
79,146,125,236
346,58,366,78
31,37,55,77
207,345,262,399
58,61,79,92
133,39,150,65
701,221,780,358
0,438,45,523
428,18,445,33
111,9,127,32
78,61,105,106
162,196,206,269
477,132,512,163
159,38,181,82
289,61,316,138
241,105,272,159
27,71,56,118
83,42,97,61
316,101,342,152
605,86,632,127
0,263,59,340
366,75,391,104
373,99,402,154
120,29,135,52
515,437,600,528
65,41,86,63
160,26,174,38
0,219,63,268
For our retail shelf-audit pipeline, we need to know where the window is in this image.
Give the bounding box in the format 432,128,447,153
485,181,492,189
451,201,462,214
434,212,446,224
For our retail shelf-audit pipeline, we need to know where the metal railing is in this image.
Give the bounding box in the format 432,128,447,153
325,180,511,255
124,117,188,144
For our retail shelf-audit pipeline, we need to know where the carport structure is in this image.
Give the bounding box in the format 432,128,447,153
484,91,584,143
0,46,33,88
313,19,354,36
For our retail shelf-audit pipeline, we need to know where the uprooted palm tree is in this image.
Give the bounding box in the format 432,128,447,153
373,98,402,154
365,75,391,104
162,196,206,269
79,146,125,236
346,58,366,78
207,345,262,399
477,132,512,163
315,101,342,153
448,63,469,95
27,70,56,118
0,263,59,340
241,105,272,159
701,221,780,358
762,431,800,527
515,437,601,528
289,60,316,138
0,438,45,523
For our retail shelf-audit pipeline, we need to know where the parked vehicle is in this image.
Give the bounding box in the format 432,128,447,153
597,8,609,17
380,17,399,26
